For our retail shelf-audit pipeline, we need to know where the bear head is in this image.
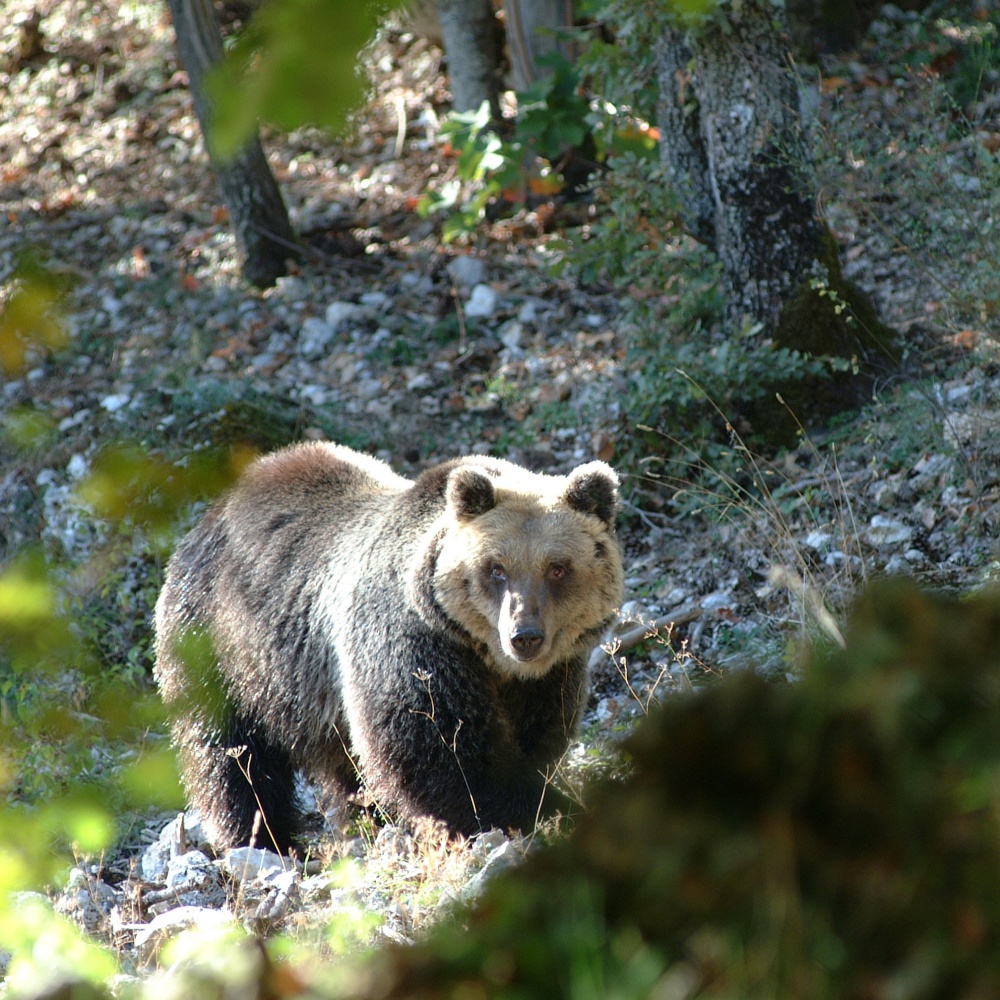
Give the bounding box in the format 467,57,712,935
429,459,625,678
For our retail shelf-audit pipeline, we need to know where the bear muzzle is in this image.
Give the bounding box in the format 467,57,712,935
508,624,546,660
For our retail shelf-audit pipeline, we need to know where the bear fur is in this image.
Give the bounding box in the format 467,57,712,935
154,442,624,852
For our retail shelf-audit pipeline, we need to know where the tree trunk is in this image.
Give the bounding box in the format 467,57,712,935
505,0,575,91
655,27,715,247
436,0,502,115
167,0,298,287
659,2,824,334
654,0,896,437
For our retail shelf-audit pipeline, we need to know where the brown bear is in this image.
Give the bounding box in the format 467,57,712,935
154,442,624,853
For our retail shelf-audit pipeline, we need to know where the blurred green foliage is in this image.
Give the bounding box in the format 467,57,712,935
0,251,73,377
207,0,407,158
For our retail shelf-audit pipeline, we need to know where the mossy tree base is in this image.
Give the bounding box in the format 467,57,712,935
748,226,900,446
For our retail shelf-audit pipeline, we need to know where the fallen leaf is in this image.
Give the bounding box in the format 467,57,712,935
592,430,615,462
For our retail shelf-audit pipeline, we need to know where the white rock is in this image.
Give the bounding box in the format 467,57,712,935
272,275,307,298
865,514,913,547
470,828,508,856
300,384,328,405
100,392,131,412
157,810,212,854
374,824,415,857
461,841,524,900
619,600,647,621
883,555,912,575
356,376,385,401
141,841,171,883
325,301,365,329
804,530,832,552
400,271,434,293
517,298,545,323
406,370,435,391
222,846,287,882
299,316,335,357
824,551,863,569
250,352,278,370
499,320,523,352
66,453,88,479
54,869,118,934
447,255,485,288
701,592,735,613
134,905,236,967
165,850,215,888
258,867,299,892
58,409,91,432
464,283,499,318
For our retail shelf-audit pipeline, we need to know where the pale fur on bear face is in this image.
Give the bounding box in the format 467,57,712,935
433,461,625,679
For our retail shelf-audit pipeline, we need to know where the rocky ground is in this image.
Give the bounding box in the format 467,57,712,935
1,0,1000,987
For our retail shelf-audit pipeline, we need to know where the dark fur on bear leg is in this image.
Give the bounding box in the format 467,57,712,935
178,719,302,853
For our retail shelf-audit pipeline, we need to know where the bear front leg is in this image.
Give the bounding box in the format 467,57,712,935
345,642,569,836
173,715,302,853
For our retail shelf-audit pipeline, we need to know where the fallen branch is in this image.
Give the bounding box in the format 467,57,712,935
613,603,704,653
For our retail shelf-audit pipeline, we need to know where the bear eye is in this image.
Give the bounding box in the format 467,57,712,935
548,563,568,582
489,563,507,583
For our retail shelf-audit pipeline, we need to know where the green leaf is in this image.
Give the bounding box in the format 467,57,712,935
658,0,725,30
207,0,406,158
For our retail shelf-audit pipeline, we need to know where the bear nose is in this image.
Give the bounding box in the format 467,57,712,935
510,626,545,659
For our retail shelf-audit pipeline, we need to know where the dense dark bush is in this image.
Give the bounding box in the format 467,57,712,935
343,578,1000,999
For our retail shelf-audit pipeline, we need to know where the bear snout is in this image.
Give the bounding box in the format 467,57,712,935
509,625,545,660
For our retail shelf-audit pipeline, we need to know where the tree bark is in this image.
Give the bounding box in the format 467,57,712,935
655,26,715,247
167,0,298,287
654,0,896,437
505,0,575,91
436,0,502,115
659,1,824,334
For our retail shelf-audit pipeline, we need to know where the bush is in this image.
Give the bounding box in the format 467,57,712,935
339,578,1000,1000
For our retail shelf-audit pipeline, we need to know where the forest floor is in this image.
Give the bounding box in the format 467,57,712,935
1,0,1000,986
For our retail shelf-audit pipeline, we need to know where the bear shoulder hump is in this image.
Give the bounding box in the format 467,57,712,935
239,442,412,502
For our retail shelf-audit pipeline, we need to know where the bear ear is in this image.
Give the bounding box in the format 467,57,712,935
563,462,619,525
447,466,497,521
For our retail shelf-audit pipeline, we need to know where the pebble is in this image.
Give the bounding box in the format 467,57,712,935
447,255,485,288
299,316,335,357
804,530,833,552
865,514,913,547
222,847,289,881
100,392,131,412
498,320,523,352
701,592,736,613
325,300,366,329
464,283,499,318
